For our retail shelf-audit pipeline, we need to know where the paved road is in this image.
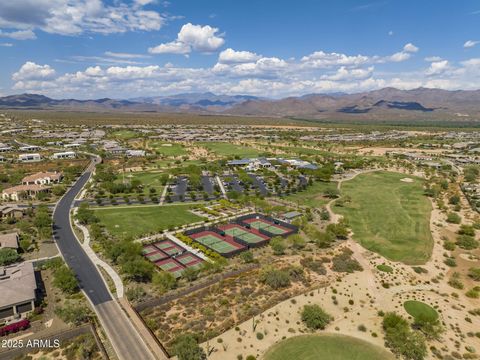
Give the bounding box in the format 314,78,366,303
52,160,156,360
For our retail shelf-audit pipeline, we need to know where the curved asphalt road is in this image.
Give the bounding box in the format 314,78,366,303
52,159,156,360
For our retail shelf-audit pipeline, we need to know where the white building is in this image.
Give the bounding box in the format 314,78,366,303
18,153,41,162
126,149,145,157
52,151,76,159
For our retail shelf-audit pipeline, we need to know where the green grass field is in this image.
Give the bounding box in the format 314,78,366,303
376,264,394,273
93,204,201,238
403,300,438,322
199,142,260,158
117,171,165,194
264,334,395,360
110,130,141,140
148,141,188,156
283,181,338,208
334,171,433,264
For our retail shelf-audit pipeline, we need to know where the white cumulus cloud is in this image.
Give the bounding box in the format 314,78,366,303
0,0,164,37
12,61,56,81
218,48,261,64
149,23,225,54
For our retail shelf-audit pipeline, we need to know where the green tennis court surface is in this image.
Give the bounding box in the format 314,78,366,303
146,252,168,262
195,234,239,253
158,262,178,271
247,220,288,235
223,226,266,243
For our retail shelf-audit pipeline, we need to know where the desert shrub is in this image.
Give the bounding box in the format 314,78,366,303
382,312,427,360
301,304,333,330
331,249,362,273
444,258,457,267
446,213,461,224
468,267,480,281
259,267,290,289
300,257,326,275
456,235,479,250
448,272,464,290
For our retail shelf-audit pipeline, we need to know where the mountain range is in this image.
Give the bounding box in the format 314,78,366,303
1,88,480,121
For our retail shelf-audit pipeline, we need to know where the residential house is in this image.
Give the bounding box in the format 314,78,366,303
51,151,76,159
125,149,146,157
19,145,40,152
22,172,63,185
0,233,19,250
18,154,41,162
0,206,25,219
0,262,38,321
2,185,50,201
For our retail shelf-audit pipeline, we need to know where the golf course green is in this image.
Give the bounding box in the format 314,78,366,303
263,334,395,360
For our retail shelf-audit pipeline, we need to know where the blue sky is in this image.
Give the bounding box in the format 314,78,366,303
0,0,479,98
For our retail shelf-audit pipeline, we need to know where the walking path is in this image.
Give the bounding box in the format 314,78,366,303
215,175,227,199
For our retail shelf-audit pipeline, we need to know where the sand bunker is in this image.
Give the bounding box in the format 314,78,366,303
400,178,414,183
459,253,479,262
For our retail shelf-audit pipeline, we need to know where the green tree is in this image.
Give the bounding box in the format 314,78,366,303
152,271,177,292
53,265,79,294
0,248,21,265
270,237,286,255
121,258,154,282
173,334,206,360
240,250,254,263
76,203,98,225
55,302,91,326
382,312,427,360
301,304,333,330
182,267,199,282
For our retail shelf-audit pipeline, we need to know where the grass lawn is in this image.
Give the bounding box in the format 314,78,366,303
334,171,432,264
264,334,395,360
282,181,338,208
403,300,438,322
199,142,260,158
149,141,188,157
93,204,202,239
376,264,394,273
110,130,141,140
117,171,165,194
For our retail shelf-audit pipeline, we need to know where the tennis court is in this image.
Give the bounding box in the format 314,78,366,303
154,240,183,256
243,218,290,235
145,251,169,262
191,231,244,254
142,245,158,255
219,224,269,244
176,252,204,269
155,258,185,278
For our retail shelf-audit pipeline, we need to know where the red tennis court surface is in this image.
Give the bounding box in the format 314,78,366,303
143,240,205,277
176,253,203,269
155,258,185,277
154,239,183,256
